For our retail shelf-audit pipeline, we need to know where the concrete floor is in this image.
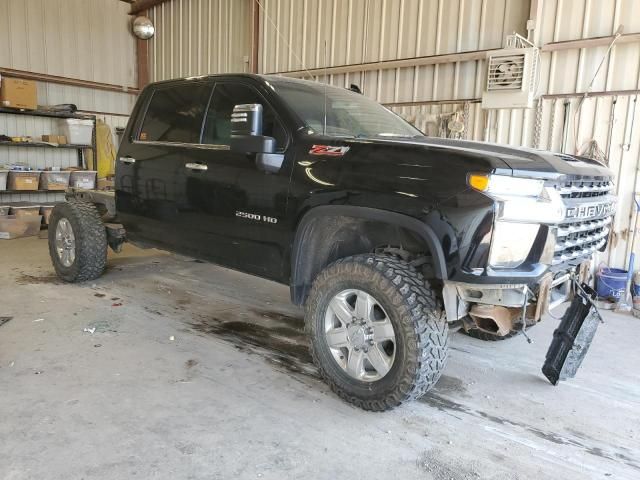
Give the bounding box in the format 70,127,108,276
1,237,639,480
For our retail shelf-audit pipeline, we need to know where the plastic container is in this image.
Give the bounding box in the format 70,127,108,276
0,215,42,239
9,202,41,218
40,171,70,190
58,118,93,145
69,170,96,189
0,205,10,216
7,171,41,190
596,267,627,300
0,170,8,190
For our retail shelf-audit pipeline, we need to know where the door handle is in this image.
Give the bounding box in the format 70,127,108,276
119,156,136,164
185,162,208,171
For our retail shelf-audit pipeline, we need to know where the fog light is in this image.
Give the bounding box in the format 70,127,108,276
489,221,539,268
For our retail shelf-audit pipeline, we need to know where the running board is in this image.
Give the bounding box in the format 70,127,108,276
542,283,601,385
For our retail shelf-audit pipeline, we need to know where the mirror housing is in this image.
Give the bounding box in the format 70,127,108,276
229,103,285,174
230,103,276,154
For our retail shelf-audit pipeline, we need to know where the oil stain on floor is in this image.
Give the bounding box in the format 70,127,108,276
15,273,61,285
189,308,319,379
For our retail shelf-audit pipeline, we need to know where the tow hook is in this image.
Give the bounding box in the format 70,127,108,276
542,279,603,385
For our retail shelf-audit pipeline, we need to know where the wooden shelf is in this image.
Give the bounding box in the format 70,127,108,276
0,107,94,120
0,141,91,150
0,189,66,194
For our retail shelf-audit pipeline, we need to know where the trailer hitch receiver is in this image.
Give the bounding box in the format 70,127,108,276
542,282,602,385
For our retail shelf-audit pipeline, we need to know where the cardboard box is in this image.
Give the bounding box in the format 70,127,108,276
9,202,41,218
97,177,114,190
41,134,68,144
0,215,42,239
0,77,37,110
40,205,55,225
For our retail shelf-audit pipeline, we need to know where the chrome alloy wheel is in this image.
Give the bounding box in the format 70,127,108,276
324,289,396,382
55,218,76,267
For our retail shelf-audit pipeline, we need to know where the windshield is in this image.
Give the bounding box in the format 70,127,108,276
268,78,423,138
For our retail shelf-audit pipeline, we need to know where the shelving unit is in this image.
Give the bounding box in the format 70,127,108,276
0,107,97,168
0,107,97,198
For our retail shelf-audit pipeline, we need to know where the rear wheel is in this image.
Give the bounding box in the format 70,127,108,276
48,200,107,282
306,254,448,411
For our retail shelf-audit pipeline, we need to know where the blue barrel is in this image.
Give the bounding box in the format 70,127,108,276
633,272,640,297
596,268,627,300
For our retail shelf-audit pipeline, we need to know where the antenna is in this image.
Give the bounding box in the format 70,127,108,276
323,40,328,136
254,0,315,80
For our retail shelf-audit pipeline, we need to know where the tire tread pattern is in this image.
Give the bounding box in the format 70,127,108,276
48,200,107,282
306,254,448,411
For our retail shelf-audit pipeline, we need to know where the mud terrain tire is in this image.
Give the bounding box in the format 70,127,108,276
48,200,107,282
306,254,448,411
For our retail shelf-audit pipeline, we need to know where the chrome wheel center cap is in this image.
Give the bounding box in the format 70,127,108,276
347,322,373,350
347,324,365,348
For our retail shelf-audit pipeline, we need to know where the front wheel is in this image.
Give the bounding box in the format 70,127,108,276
305,254,448,411
48,200,107,282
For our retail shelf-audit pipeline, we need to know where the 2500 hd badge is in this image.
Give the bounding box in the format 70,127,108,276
235,211,278,223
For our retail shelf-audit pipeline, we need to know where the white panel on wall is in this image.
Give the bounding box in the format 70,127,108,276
0,0,136,87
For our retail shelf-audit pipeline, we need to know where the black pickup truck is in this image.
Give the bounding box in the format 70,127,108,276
48,74,615,411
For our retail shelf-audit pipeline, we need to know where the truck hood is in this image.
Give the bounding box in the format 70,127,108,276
371,136,613,179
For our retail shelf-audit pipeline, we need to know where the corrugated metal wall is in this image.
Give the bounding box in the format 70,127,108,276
148,0,640,269
148,0,252,81
259,0,528,103
0,0,136,204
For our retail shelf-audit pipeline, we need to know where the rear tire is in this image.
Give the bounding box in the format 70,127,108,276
306,254,448,411
48,200,107,282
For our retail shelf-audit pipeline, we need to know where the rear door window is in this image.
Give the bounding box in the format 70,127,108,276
138,83,212,144
202,83,287,150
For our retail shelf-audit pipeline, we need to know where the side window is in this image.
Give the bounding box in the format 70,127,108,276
202,83,286,149
138,83,212,143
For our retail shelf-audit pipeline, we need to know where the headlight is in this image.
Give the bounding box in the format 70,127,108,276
468,173,564,224
468,174,544,198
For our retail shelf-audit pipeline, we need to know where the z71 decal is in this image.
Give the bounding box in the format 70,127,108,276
309,145,350,156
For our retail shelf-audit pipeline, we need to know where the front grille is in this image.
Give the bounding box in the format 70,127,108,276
553,217,611,265
555,178,613,199
551,176,615,266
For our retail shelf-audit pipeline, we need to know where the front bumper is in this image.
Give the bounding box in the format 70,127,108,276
443,262,590,323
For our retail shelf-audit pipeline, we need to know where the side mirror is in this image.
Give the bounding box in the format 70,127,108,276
230,103,276,154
